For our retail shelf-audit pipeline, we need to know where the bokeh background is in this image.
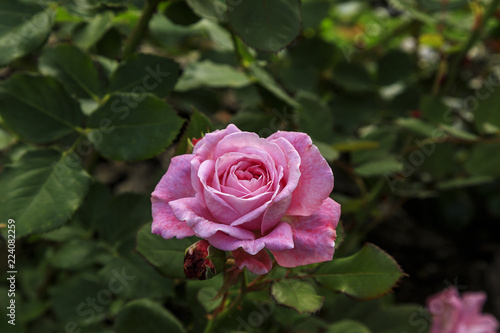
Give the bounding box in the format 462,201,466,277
1,0,500,332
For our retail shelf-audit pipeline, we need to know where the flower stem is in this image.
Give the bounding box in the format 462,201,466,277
122,0,162,58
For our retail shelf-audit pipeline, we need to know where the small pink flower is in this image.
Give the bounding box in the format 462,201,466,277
427,287,499,333
151,124,340,274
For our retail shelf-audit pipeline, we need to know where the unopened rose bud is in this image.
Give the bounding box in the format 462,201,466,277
184,240,226,280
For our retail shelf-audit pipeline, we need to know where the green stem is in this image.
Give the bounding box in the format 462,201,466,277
203,269,249,333
440,0,500,95
122,0,162,58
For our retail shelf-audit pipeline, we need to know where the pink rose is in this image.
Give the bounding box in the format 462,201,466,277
427,287,499,333
151,124,340,274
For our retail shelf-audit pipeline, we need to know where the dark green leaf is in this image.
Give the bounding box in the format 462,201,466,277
355,156,403,177
0,73,83,144
377,50,412,86
114,299,185,333
98,253,174,300
175,109,214,155
49,274,104,323
333,62,375,92
175,60,250,91
0,1,55,67
186,0,226,21
87,93,184,161
315,244,405,299
197,287,222,312
108,53,180,97
465,142,500,177
296,91,334,142
0,149,90,238
249,63,299,107
474,83,500,133
136,223,197,279
271,279,324,313
364,305,431,333
96,193,151,245
73,11,114,49
227,0,302,52
327,320,372,333
39,44,104,99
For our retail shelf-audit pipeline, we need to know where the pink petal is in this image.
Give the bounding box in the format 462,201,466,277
208,222,294,255
169,197,255,241
214,132,287,166
151,155,196,239
261,137,301,234
191,124,242,193
268,131,333,216
271,198,340,267
462,292,487,316
232,248,272,275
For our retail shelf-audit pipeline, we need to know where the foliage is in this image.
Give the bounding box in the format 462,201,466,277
1,0,499,332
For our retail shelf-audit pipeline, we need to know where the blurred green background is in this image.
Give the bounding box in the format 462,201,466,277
1,0,499,332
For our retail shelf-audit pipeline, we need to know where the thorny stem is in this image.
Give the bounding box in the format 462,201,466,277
122,0,162,58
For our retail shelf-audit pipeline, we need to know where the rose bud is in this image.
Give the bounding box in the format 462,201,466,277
184,240,226,280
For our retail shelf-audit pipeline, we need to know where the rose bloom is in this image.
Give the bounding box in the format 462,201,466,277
151,124,340,274
427,287,499,333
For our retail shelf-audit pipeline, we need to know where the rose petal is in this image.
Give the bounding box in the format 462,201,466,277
208,222,294,255
261,137,301,234
214,132,287,167
169,197,255,240
191,124,242,193
271,198,340,267
151,155,196,239
268,131,333,216
232,248,272,275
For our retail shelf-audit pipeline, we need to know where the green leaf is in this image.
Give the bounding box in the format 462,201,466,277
136,223,197,279
296,91,334,142
175,109,214,155
465,143,500,178
0,149,90,238
333,62,375,92
186,0,226,21
0,1,55,67
95,193,151,245
49,274,104,323
87,93,184,161
474,85,500,133
108,53,180,97
197,287,222,312
0,73,82,144
271,279,324,313
437,176,494,190
420,95,449,124
48,239,99,270
396,118,436,138
73,11,114,49
227,0,302,52
114,299,185,333
249,63,299,108
315,243,405,299
377,50,412,86
363,305,431,333
355,156,403,177
39,44,103,99
98,253,174,300
327,320,372,333
438,124,478,141
175,60,250,91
